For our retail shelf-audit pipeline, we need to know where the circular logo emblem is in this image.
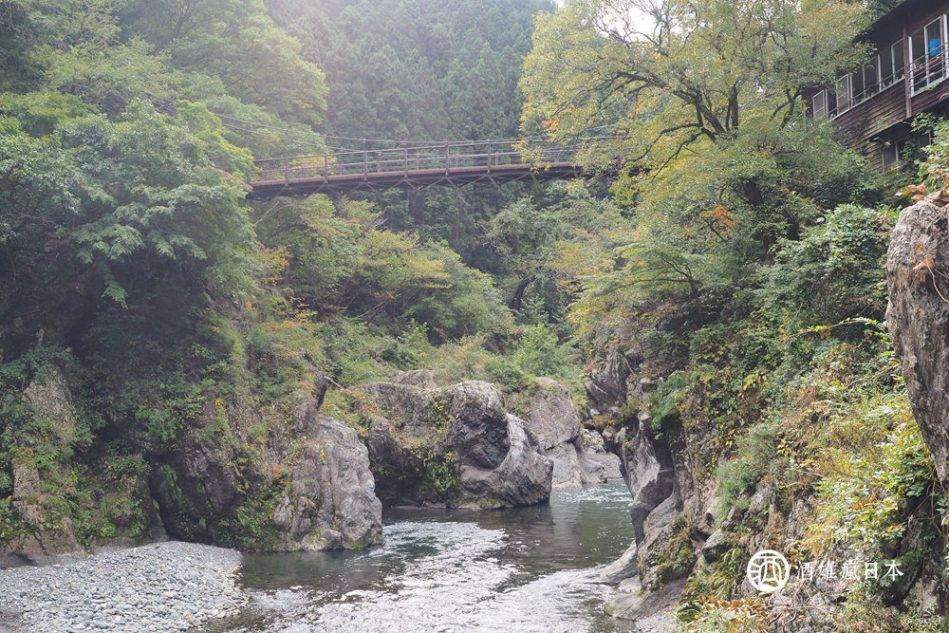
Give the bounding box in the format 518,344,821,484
746,549,790,593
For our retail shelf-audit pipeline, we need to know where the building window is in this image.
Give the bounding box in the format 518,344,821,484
812,91,828,119
836,75,852,113
881,142,899,170
891,40,905,85
910,15,949,94
830,42,898,118
863,59,880,98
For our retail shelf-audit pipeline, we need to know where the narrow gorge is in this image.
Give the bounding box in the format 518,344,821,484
1,1,947,632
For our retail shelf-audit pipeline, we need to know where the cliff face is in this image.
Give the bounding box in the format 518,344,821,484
1,358,385,559
886,196,949,483
587,197,949,630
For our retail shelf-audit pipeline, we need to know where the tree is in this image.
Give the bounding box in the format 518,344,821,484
521,0,882,342
521,0,870,176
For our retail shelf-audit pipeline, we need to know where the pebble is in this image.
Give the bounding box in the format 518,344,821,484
0,542,245,632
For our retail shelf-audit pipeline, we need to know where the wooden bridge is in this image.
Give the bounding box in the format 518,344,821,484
248,139,604,198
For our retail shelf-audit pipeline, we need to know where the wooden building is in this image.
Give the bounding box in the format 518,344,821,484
807,0,949,170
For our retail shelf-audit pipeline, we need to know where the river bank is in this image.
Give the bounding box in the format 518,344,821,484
0,484,636,633
0,542,244,632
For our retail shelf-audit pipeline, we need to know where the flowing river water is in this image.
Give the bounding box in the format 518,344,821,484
212,482,635,632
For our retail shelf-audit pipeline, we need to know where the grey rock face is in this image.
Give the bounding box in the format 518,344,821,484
152,392,382,551
544,442,585,488
455,412,552,507
598,540,638,584
886,197,949,482
699,528,728,563
519,379,619,488
522,378,582,450
390,369,439,389
272,415,383,550
584,348,632,412
608,576,681,630
363,378,553,508
579,428,622,483
449,381,511,470
449,382,553,507
365,416,429,504
619,424,676,543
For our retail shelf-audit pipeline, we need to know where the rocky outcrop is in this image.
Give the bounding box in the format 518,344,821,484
5,367,83,557
271,413,382,550
584,348,633,414
579,428,623,483
362,376,553,508
617,419,676,544
518,378,621,488
607,577,682,631
150,373,382,552
1,365,167,561
0,354,384,556
597,368,701,625
886,196,949,482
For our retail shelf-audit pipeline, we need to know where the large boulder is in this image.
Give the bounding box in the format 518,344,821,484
360,378,452,505
271,414,382,550
521,378,581,449
151,388,383,551
886,196,949,482
449,381,511,470
362,378,552,508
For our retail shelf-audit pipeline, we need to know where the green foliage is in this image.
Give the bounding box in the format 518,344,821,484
119,0,327,127
256,196,512,343
716,422,780,516
917,115,949,189
761,205,894,330
230,482,285,551
518,1,944,625
420,451,460,499
805,394,940,553
677,547,747,623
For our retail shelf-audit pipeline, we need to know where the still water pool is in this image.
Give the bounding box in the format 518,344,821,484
215,482,634,633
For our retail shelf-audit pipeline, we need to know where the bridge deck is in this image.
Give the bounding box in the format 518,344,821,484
247,139,602,198
248,161,583,198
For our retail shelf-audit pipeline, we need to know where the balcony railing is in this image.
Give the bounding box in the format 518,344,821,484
910,41,948,96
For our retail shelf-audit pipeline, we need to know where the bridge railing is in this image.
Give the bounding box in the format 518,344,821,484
253,139,589,183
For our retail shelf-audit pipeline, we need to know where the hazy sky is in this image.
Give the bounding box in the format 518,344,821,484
551,0,656,36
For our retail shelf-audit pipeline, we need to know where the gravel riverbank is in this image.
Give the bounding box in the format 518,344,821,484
0,541,245,632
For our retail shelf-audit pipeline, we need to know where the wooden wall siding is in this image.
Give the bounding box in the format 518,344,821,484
859,140,885,172
911,82,949,114
833,81,907,145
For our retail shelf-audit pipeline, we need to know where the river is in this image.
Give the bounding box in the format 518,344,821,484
213,482,635,632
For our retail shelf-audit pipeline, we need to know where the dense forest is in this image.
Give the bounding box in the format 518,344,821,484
0,0,946,631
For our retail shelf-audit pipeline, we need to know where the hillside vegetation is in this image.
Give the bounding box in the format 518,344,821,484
0,0,945,629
